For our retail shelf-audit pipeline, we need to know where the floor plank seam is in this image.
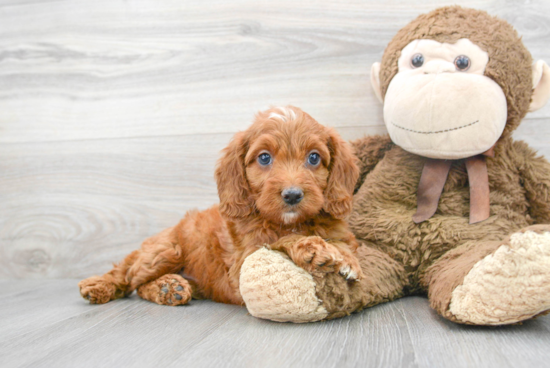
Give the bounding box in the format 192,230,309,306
397,300,421,368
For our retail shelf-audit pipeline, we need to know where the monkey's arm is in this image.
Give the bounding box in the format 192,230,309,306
350,135,394,192
515,140,550,224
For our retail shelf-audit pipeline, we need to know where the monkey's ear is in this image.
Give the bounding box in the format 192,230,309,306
370,62,383,104
529,60,550,112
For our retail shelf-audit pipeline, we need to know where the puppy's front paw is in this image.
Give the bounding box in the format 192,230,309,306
287,236,340,273
338,253,363,281
287,236,362,280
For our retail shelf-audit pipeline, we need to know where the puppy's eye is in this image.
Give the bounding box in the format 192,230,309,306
411,53,424,68
307,152,321,166
454,55,471,71
257,152,272,166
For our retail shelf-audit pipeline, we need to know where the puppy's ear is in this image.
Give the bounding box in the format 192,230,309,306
323,129,359,219
215,132,252,219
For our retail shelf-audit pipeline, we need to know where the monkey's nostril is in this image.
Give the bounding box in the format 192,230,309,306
282,187,304,205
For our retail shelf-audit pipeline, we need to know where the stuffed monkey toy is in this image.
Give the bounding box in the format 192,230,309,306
238,6,550,325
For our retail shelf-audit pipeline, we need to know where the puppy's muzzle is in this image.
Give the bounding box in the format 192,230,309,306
282,187,304,205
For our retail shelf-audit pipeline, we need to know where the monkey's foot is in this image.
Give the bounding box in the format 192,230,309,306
240,248,328,323
449,226,550,325
137,274,192,306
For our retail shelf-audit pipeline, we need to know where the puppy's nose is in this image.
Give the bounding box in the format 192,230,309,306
282,187,303,205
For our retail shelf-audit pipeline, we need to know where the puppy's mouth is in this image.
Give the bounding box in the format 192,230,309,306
282,211,299,225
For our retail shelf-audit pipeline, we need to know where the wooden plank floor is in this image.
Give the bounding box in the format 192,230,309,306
1,280,550,368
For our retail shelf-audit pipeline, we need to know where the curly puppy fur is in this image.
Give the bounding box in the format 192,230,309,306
79,106,361,306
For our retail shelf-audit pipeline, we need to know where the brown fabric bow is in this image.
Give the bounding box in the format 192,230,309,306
412,147,494,225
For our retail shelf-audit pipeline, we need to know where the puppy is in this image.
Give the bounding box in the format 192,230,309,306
79,106,362,306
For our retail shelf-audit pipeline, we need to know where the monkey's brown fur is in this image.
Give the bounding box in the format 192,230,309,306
268,7,550,323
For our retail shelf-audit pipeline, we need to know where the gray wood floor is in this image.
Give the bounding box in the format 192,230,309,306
1,280,550,368
1,1,550,367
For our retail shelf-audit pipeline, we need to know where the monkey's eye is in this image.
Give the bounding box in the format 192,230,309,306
410,53,424,68
257,152,272,166
307,152,321,166
454,55,471,71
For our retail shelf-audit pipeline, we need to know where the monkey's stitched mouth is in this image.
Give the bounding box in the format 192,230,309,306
391,120,479,134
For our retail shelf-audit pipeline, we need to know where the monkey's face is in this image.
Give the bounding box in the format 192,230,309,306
383,39,507,159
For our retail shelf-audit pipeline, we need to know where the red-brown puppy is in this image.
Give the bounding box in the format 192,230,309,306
79,106,362,306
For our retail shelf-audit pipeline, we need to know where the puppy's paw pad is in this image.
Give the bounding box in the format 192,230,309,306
154,275,192,306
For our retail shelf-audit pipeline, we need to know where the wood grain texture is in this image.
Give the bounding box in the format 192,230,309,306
397,297,550,368
0,0,549,279
0,280,549,368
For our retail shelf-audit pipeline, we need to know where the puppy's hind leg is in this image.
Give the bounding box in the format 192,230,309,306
79,227,185,304
78,250,140,304
137,274,193,306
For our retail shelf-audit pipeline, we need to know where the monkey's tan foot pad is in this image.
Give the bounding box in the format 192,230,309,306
137,274,192,306
240,248,328,323
449,228,550,325
78,276,121,304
